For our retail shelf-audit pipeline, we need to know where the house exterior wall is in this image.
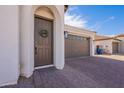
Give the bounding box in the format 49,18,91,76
64,25,96,56
0,5,64,87
94,39,120,54
0,6,19,86
94,40,113,54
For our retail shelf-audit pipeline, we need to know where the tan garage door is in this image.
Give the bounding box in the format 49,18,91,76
112,42,119,54
65,34,90,58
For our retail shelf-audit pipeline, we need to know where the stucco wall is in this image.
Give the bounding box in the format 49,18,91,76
0,5,64,87
94,40,113,54
35,7,54,20
64,25,96,56
94,39,121,54
0,6,19,86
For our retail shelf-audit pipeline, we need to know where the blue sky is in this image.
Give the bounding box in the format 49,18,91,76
65,5,124,36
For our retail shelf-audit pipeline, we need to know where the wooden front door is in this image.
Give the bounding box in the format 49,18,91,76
34,16,53,67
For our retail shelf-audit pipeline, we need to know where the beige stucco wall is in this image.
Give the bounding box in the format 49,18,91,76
64,25,96,56
94,40,113,54
94,39,120,54
34,6,54,20
0,6,19,86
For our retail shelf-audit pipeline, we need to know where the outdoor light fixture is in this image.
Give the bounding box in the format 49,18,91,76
64,31,68,38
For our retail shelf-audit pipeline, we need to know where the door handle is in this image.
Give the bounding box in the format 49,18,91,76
35,47,37,55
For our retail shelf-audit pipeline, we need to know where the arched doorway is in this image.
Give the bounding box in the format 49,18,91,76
34,7,54,68
20,5,64,78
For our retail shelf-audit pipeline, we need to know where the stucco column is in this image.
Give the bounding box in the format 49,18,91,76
110,41,113,54
90,37,95,56
53,6,65,69
20,6,34,78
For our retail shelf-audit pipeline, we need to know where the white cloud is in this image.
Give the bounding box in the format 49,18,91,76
65,6,116,32
64,13,88,28
64,6,88,28
104,16,115,23
89,16,116,31
88,22,101,31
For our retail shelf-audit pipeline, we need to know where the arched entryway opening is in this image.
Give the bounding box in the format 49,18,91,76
20,5,64,78
34,6,54,68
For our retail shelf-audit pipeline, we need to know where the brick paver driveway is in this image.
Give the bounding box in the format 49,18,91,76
2,55,124,88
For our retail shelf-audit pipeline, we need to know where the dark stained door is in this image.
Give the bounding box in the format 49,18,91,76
112,42,119,54
34,16,53,67
65,34,90,58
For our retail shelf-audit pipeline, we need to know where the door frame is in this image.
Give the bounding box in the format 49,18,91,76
34,14,54,68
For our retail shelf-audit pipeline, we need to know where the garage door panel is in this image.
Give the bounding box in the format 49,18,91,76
65,34,90,58
112,42,119,54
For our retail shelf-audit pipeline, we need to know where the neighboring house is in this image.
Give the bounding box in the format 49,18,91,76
94,35,121,54
0,5,96,87
64,25,96,58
